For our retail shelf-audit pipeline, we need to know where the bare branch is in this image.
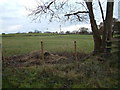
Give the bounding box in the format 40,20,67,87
28,0,89,22
46,0,55,9
98,0,104,21
76,15,81,21
75,2,88,11
64,11,89,16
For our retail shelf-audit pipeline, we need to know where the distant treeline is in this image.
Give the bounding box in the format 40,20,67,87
2,27,93,36
2,33,58,37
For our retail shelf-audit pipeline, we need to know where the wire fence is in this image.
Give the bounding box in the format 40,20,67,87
40,40,80,61
2,35,94,57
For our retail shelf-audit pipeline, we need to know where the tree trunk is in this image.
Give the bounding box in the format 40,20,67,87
106,1,114,41
102,1,114,52
86,1,102,54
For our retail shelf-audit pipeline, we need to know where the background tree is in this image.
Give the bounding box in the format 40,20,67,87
79,27,89,34
29,0,114,54
65,31,71,34
34,30,42,33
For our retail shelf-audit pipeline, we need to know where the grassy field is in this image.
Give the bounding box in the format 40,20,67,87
2,34,94,57
2,33,119,88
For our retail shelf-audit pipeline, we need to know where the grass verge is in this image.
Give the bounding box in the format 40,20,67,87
2,54,119,88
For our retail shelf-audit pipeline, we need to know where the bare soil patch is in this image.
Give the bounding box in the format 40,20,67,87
3,51,88,67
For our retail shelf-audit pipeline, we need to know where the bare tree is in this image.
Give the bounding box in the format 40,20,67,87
29,0,114,54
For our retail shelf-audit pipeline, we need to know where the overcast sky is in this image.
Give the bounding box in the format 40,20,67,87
0,0,118,34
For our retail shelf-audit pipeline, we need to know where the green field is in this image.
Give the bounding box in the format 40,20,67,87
2,34,94,57
2,34,119,88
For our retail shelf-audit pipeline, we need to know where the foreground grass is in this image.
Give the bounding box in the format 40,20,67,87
3,54,119,88
2,34,93,57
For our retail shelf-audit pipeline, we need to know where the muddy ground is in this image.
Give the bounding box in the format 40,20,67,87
3,51,88,67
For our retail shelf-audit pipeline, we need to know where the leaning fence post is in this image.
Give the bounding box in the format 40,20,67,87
41,41,44,63
74,41,77,61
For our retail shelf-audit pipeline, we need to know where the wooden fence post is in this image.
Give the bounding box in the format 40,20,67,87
74,41,77,61
41,41,44,63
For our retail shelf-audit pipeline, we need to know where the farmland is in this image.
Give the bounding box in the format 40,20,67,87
2,33,119,88
2,34,93,57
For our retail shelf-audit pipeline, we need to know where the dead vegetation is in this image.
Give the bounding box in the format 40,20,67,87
3,50,88,67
